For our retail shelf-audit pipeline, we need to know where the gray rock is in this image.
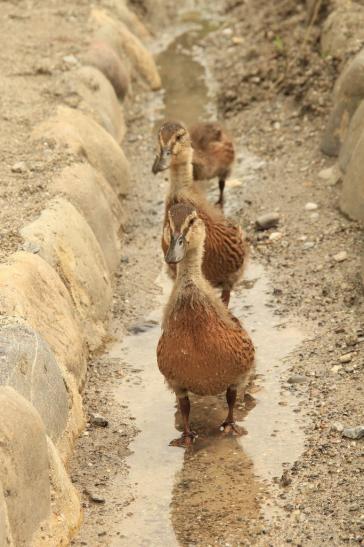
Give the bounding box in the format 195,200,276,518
0,320,69,442
321,5,364,59
303,241,315,250
331,422,344,433
287,374,307,384
342,426,364,439
90,413,109,427
86,490,106,503
255,212,280,230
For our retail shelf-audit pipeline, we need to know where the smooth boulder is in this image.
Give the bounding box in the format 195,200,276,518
91,10,161,90
340,130,364,223
321,49,364,156
32,106,130,198
0,252,87,387
52,163,124,273
0,387,50,546
82,41,130,100
58,65,126,142
0,320,69,442
21,198,112,351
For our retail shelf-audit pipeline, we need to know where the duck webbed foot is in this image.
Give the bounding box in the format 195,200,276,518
220,385,243,436
170,393,196,448
220,421,243,436
169,431,197,448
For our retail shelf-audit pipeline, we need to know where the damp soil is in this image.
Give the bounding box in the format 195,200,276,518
70,1,364,547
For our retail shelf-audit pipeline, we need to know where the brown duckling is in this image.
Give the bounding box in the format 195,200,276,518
157,203,255,447
190,122,235,208
152,120,246,306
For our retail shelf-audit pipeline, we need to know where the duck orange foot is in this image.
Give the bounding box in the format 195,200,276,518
220,421,243,436
169,431,197,448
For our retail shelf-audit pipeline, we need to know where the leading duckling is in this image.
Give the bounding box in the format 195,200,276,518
157,203,255,448
152,121,246,306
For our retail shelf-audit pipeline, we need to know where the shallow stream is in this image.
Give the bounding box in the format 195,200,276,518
101,10,308,545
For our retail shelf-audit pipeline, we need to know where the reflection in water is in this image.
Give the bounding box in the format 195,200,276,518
171,396,262,546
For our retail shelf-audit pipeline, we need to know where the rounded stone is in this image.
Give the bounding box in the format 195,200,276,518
339,99,364,172
82,41,130,100
0,320,69,442
58,65,126,142
321,5,364,59
0,252,87,387
21,198,113,351
0,387,50,546
52,163,124,273
91,10,161,90
103,0,151,41
32,106,130,198
340,130,364,223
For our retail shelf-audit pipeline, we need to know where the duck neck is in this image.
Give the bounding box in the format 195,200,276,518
169,148,194,195
176,245,204,287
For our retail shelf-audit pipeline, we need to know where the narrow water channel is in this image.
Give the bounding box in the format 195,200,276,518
93,10,308,545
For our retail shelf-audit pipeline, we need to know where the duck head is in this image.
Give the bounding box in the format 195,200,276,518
152,121,192,174
164,203,205,264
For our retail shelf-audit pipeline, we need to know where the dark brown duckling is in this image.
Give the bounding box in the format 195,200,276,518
157,203,255,447
190,122,235,208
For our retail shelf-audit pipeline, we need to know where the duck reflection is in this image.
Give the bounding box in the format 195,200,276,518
170,391,265,546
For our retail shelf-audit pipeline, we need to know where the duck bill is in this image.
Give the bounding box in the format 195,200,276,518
165,235,186,264
152,148,171,174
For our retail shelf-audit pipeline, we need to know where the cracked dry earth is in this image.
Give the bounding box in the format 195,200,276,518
69,1,364,546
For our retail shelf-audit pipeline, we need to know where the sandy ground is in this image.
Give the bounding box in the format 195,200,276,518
0,0,363,545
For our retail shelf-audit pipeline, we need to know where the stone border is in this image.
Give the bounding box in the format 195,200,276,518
0,3,161,545
308,0,364,282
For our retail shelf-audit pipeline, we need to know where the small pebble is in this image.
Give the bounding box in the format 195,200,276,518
63,54,78,65
287,374,307,384
305,202,318,211
302,241,315,250
11,161,27,173
269,231,282,241
255,212,280,230
87,491,106,504
90,413,109,427
333,251,347,263
339,353,353,364
331,422,344,433
342,426,364,440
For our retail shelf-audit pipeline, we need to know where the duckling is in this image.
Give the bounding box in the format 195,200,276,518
157,203,255,447
152,121,246,306
190,122,235,208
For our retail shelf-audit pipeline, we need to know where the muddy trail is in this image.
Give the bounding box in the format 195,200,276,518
70,3,364,547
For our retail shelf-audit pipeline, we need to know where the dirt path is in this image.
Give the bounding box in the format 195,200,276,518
70,2,364,546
